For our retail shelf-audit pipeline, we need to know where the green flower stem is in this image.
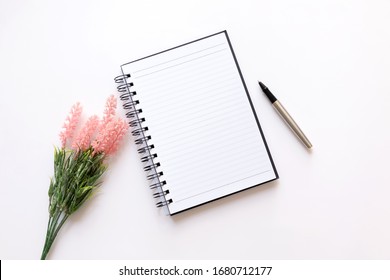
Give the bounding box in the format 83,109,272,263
41,148,107,260
41,211,69,260
41,217,53,259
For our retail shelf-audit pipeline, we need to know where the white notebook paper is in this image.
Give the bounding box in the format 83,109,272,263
117,31,278,215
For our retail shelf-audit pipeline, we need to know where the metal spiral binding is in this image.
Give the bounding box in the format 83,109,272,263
114,73,172,210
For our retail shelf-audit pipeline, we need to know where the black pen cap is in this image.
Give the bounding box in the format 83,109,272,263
258,81,277,103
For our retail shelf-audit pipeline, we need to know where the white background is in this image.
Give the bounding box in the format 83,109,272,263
1,0,390,260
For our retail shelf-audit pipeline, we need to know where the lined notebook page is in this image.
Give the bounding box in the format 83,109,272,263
122,32,277,214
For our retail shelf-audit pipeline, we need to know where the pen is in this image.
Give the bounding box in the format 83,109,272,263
258,81,312,149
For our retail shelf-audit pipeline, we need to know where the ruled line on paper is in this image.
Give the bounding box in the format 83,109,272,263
134,48,228,78
133,42,226,74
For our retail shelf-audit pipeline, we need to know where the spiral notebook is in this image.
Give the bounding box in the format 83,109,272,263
115,31,278,215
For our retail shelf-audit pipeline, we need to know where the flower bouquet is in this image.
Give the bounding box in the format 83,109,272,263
41,95,128,260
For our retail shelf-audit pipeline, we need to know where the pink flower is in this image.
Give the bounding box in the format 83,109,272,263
59,102,83,148
72,115,100,151
92,118,128,155
59,95,128,156
100,95,117,131
91,95,128,156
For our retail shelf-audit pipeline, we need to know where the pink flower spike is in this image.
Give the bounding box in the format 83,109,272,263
105,119,128,155
92,118,128,156
100,95,117,131
59,102,83,148
72,115,100,151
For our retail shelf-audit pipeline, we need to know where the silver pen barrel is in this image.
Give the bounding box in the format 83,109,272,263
272,100,312,149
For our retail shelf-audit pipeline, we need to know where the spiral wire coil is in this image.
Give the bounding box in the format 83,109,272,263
115,74,172,208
